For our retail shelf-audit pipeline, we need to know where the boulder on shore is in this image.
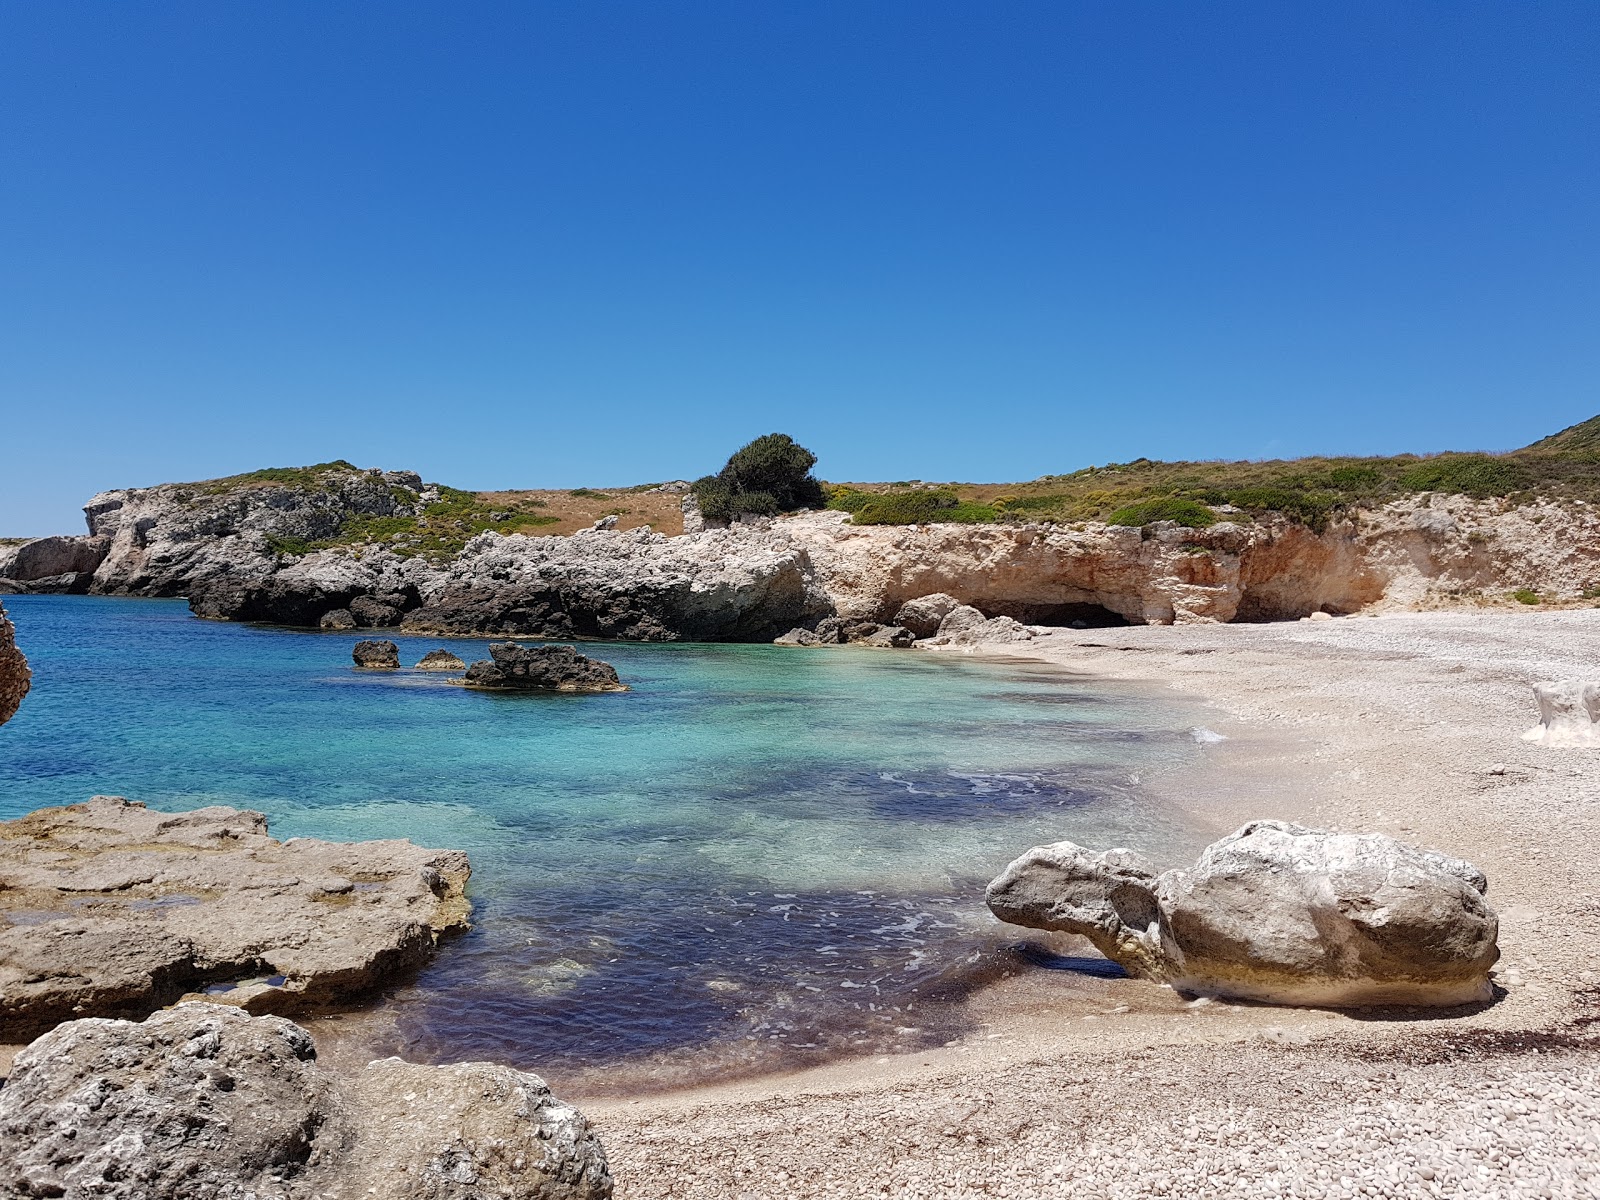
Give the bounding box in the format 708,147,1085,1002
0,598,28,725
1523,680,1600,748
415,648,468,671
894,592,961,639
352,638,400,668
0,796,472,1041
986,820,1499,1008
319,607,357,630
0,1003,613,1200
461,642,626,693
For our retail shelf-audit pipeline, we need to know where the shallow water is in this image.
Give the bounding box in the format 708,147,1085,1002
0,595,1208,1085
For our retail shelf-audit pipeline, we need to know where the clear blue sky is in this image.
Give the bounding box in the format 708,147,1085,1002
2,2,1596,534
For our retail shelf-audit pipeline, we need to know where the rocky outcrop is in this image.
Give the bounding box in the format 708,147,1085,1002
987,820,1499,1008
0,535,110,593
401,525,829,641
461,643,625,693
353,639,400,668
0,796,471,1040
1523,681,1600,748
0,598,28,725
0,1003,612,1199
894,592,960,638
320,607,357,630
415,648,467,671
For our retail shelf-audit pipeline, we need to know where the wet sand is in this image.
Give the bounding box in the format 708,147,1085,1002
586,609,1600,1198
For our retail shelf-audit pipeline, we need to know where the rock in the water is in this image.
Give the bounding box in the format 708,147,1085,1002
894,592,961,638
0,534,110,584
862,625,916,648
0,796,472,1040
811,616,847,644
774,627,823,646
0,1003,613,1200
414,648,468,671
1522,680,1600,748
987,820,1499,1008
0,598,28,725
461,643,626,693
319,607,357,630
353,638,400,668
349,593,403,628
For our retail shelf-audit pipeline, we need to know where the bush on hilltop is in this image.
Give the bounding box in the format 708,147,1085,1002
693,434,825,522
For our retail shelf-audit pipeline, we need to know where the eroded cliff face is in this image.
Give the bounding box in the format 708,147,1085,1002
0,599,29,724
4,475,1597,636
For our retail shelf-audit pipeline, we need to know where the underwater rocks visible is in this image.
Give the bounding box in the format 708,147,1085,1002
0,1002,613,1200
352,638,400,668
0,796,472,1041
0,598,28,725
986,819,1499,1008
461,643,626,693
414,648,467,671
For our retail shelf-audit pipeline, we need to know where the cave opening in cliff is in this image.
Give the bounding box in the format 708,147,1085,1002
1008,602,1131,629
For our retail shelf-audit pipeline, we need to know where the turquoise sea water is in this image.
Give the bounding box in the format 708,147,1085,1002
0,595,1206,1085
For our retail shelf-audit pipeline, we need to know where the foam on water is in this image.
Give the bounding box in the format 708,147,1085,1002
0,595,1207,1085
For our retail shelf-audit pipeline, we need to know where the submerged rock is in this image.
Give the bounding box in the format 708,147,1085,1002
0,1003,613,1200
352,638,400,668
0,598,27,725
987,820,1499,1008
0,796,472,1040
461,643,626,693
1523,680,1600,748
414,648,468,671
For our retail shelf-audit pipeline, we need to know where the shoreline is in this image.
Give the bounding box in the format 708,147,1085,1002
584,609,1600,1197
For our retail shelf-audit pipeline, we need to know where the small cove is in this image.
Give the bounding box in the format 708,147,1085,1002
0,595,1212,1087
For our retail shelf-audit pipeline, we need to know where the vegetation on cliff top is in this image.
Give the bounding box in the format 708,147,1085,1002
692,434,825,522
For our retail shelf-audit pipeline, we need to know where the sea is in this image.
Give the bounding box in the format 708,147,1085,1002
0,594,1210,1088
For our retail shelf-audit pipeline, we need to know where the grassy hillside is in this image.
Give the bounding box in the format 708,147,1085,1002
824,421,1600,530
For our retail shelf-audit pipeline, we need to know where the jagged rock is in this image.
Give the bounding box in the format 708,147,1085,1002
774,627,823,647
0,598,28,725
414,648,468,671
0,796,472,1041
591,514,620,531
0,535,110,584
353,639,400,668
936,604,988,638
1522,681,1600,748
349,593,403,627
319,607,357,630
0,1003,612,1200
987,820,1499,1008
811,616,847,644
840,619,883,642
862,625,916,648
461,643,626,693
893,592,961,638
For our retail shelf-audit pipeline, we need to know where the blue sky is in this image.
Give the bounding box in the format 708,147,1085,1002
2,2,1596,534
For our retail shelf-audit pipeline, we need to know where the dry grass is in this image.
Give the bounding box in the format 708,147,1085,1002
475,488,687,537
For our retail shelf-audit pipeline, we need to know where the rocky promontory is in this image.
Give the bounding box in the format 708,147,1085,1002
0,796,472,1041
0,598,28,724
0,1003,613,1199
461,642,627,692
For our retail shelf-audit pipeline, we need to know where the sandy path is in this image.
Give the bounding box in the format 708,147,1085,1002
588,610,1600,1198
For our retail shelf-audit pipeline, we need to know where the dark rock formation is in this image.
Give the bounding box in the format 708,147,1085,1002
0,1003,612,1199
350,592,408,628
893,592,960,638
352,639,400,668
0,796,472,1041
461,643,626,693
319,607,357,630
414,648,467,671
0,598,28,724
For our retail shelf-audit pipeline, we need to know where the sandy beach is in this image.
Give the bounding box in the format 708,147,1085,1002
586,609,1600,1198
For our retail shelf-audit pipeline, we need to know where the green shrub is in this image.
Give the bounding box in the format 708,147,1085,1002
693,433,825,520
265,534,311,556
1106,497,1217,528
839,489,998,525
568,488,610,499
1224,486,1338,527
1399,454,1528,499
1512,588,1541,605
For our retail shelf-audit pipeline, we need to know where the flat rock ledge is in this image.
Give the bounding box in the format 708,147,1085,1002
0,1002,613,1199
461,642,627,692
0,796,472,1042
987,819,1499,1008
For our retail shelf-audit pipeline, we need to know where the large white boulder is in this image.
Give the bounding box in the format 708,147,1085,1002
987,820,1499,1008
1523,681,1600,748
